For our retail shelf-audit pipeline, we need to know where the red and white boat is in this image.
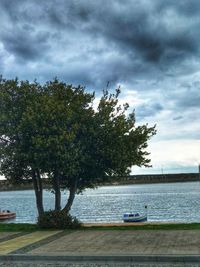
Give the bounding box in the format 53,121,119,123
0,210,16,220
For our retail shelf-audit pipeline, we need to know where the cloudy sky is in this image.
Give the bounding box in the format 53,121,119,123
0,0,200,174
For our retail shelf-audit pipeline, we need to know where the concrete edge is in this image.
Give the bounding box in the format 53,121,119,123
0,254,200,263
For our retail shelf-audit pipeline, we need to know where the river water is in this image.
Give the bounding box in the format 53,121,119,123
0,181,200,224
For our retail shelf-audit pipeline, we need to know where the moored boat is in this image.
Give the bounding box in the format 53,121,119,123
123,213,147,222
123,205,147,223
0,210,16,220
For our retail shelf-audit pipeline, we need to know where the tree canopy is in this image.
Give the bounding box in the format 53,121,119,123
0,77,156,220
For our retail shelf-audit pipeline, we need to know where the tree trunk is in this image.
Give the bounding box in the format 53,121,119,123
62,179,77,214
32,169,44,217
53,171,61,211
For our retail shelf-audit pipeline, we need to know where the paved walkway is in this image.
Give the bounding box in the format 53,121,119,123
0,231,61,255
26,230,200,256
0,229,200,266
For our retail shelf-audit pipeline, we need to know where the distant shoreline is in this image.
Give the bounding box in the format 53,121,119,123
0,173,199,192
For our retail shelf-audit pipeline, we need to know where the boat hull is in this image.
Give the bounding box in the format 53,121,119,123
123,213,147,223
0,212,16,220
123,216,147,222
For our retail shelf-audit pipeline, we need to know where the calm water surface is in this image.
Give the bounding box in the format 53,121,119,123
0,181,200,223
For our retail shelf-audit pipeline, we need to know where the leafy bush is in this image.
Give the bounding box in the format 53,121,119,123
37,210,82,229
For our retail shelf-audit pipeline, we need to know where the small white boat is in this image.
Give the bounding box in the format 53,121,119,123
123,206,147,223
0,210,16,220
123,213,147,222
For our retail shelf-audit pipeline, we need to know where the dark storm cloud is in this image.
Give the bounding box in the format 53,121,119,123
0,0,200,114
0,0,52,62
46,0,198,65
169,81,200,110
1,29,50,61
1,0,199,65
136,103,163,120
45,0,199,64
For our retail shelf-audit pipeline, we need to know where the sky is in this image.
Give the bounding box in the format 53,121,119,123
0,0,200,174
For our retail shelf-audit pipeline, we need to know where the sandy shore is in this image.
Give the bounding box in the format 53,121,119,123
83,221,178,227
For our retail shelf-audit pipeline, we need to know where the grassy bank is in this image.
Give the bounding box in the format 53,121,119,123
1,222,200,231
0,223,38,232
83,223,200,231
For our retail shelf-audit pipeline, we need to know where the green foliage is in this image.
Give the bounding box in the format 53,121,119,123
37,210,81,229
0,77,95,182
0,76,156,216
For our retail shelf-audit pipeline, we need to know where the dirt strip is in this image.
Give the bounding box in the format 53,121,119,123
83,222,178,227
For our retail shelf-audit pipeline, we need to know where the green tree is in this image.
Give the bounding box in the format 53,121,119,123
0,77,156,222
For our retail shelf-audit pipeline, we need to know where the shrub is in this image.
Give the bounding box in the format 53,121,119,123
37,210,82,229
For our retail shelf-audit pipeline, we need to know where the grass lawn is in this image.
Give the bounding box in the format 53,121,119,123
83,223,200,231
1,222,200,231
0,223,39,232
